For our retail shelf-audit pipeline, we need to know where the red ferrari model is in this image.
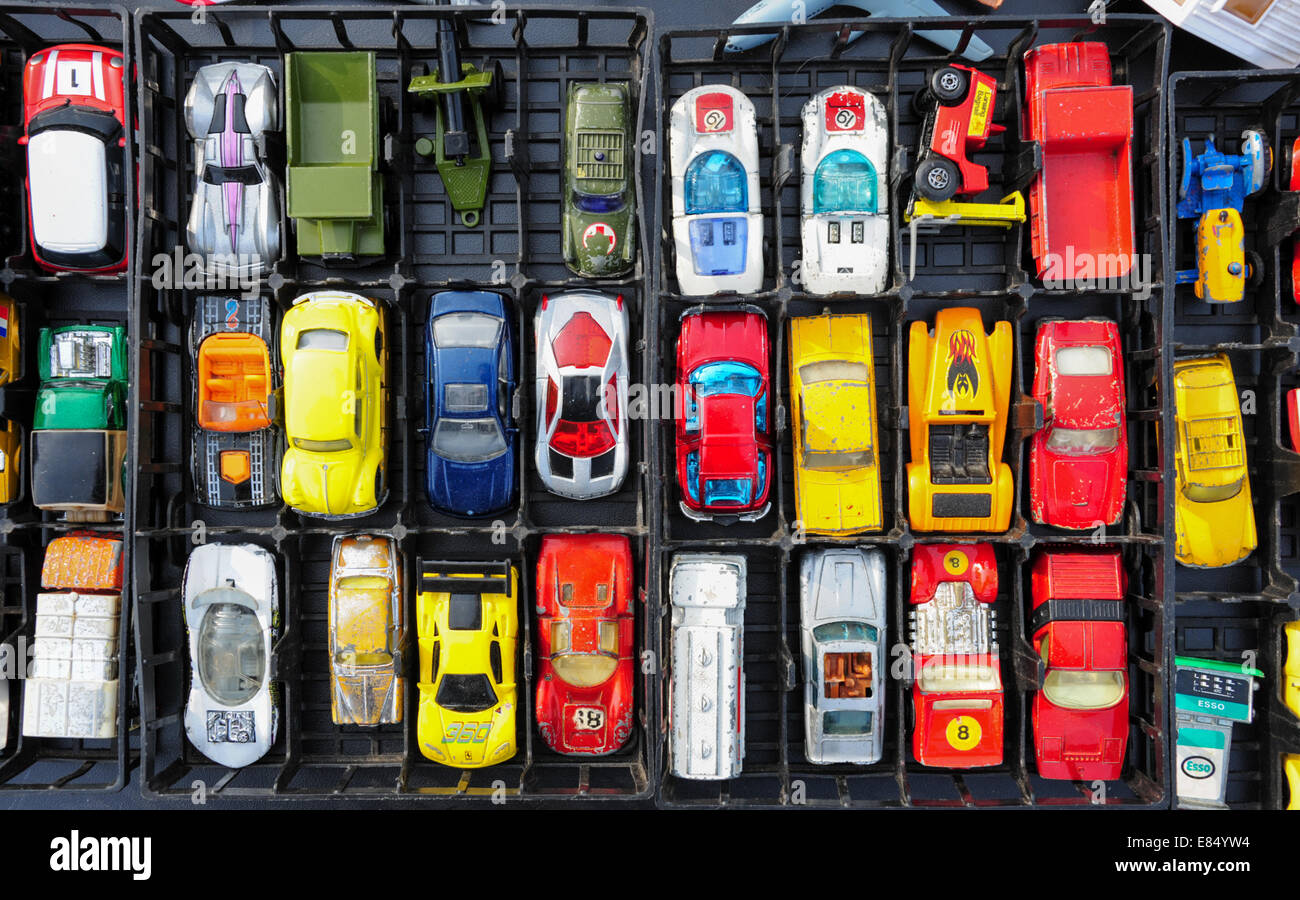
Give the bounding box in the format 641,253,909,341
20,44,128,274
1030,549,1128,781
909,543,1003,768
912,64,1004,202
535,533,635,756
1029,319,1127,530
675,306,772,522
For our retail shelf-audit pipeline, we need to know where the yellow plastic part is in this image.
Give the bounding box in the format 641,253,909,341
1194,207,1247,304
1286,755,1300,810
0,294,20,506
904,192,1026,228
1285,621,1300,719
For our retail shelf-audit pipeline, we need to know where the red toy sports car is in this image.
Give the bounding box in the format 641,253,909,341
909,543,1004,768
535,533,635,756
675,306,773,522
21,44,128,274
1029,319,1127,530
1029,549,1128,781
912,64,1004,202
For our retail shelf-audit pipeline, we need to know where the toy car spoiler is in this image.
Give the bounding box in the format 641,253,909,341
417,558,512,595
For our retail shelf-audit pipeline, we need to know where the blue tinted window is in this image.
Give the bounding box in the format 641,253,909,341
684,150,748,214
688,218,748,276
573,192,625,214
704,478,752,506
685,451,700,501
689,361,762,399
755,390,767,430
756,451,766,492
813,149,877,214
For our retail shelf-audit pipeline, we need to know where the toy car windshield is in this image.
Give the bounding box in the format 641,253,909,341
432,312,502,348
551,625,619,687
432,418,506,462
1042,669,1125,711
202,165,262,186
195,592,266,706
814,621,878,642
552,374,615,456
684,150,750,276
573,191,626,214
436,673,497,713
812,149,878,214
49,331,115,378
824,711,872,735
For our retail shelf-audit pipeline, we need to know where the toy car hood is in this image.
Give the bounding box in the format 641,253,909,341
800,548,885,628
680,308,768,373
418,691,515,767
910,543,998,604
917,314,1001,422
536,662,634,754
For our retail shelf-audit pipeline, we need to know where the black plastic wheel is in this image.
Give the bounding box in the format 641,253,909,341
915,156,960,202
930,66,969,106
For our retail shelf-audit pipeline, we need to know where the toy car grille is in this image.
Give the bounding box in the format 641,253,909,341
50,331,114,378
576,130,625,182
910,581,996,657
1184,416,1244,471
928,424,992,484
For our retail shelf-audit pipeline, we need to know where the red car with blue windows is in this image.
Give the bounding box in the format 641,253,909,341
675,306,772,523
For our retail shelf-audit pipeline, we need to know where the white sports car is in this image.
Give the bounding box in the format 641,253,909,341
183,543,279,769
799,86,889,295
534,290,630,500
668,85,764,296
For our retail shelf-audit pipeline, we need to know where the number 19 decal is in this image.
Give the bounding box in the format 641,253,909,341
443,722,491,744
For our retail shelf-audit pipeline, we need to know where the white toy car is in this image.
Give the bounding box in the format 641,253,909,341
668,86,764,296
799,86,889,295
799,548,886,764
183,543,279,768
669,552,746,780
534,290,630,500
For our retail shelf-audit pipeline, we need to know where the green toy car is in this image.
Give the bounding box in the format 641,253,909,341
563,82,636,279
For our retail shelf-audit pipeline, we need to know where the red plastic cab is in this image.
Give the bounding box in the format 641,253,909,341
1029,319,1127,529
675,306,773,522
913,64,1004,202
909,543,1004,768
535,534,635,755
21,44,129,274
1029,549,1128,781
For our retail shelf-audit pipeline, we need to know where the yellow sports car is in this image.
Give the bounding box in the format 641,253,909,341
1171,354,1256,568
788,313,881,534
416,560,518,768
280,291,387,517
0,294,19,505
1285,620,1298,719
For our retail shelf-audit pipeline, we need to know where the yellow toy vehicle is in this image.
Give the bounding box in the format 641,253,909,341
907,307,1013,532
788,313,882,535
0,294,19,505
280,291,388,518
416,560,518,768
1171,354,1256,568
1285,620,1299,719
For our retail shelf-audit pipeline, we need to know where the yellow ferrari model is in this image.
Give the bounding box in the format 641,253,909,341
1171,354,1256,568
0,294,19,505
1286,755,1300,811
1285,620,1299,719
416,560,518,768
788,313,882,535
280,290,387,517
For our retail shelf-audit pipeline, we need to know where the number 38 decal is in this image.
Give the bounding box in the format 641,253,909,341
572,707,605,731
443,722,491,744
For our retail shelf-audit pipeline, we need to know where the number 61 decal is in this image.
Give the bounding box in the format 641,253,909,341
443,722,491,744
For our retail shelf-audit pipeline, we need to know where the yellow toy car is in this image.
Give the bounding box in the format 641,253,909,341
329,534,405,726
1286,755,1300,811
788,313,882,535
0,294,19,505
280,290,388,518
907,307,1013,532
416,560,518,768
1285,620,1299,719
1171,354,1256,568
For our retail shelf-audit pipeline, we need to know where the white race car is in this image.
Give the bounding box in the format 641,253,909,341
668,85,764,296
183,543,279,769
799,86,889,295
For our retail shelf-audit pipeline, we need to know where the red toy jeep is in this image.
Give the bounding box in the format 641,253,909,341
912,65,1004,202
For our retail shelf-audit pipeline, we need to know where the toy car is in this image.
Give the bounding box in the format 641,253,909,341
416,560,518,768
1172,354,1256,568
280,291,388,518
182,543,279,768
676,306,772,523
30,325,128,521
328,534,405,726
1029,319,1127,529
425,290,516,517
535,534,635,756
799,548,886,765
20,44,128,274
184,62,281,280
907,307,1013,532
563,82,636,278
0,294,20,505
788,313,881,534
669,552,746,780
21,533,123,740
668,85,764,295
1029,549,1128,781
191,295,280,508
909,543,1003,768
534,290,629,500
911,64,1003,202
799,86,889,294
1286,620,1299,719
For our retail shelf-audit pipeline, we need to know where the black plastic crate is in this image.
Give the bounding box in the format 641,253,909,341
131,3,654,801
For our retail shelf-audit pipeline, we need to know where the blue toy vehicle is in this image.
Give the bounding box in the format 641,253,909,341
424,291,517,517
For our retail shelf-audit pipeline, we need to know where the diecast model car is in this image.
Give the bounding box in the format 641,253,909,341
789,313,881,535
31,325,128,522
0,295,20,505
1287,620,1299,719
329,534,405,726
907,307,1013,533
912,64,1004,202
1030,549,1129,781
21,44,128,274
182,543,279,768
280,291,388,518
668,85,764,295
799,86,889,294
416,560,518,768
190,295,280,508
563,82,636,278
909,543,1003,768
534,290,630,500
425,291,517,517
184,62,282,280
1172,354,1257,568
535,534,635,756
1029,319,1127,530
669,552,746,780
676,306,772,523
799,548,887,765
